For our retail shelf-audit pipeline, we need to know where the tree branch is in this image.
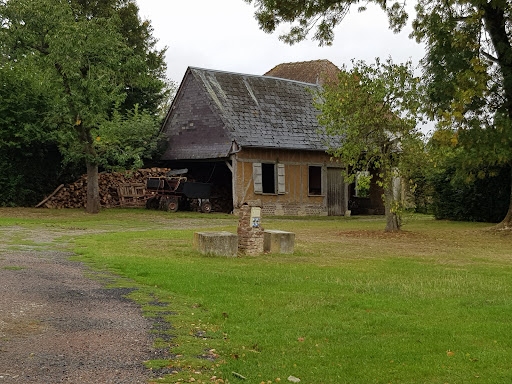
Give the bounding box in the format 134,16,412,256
481,50,499,64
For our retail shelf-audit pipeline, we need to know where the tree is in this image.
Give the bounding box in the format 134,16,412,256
68,0,169,115
0,0,162,212
315,58,423,231
422,129,510,222
413,1,512,228
0,64,63,206
245,0,512,228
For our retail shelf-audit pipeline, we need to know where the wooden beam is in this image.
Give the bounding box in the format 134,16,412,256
224,160,233,173
230,155,238,209
35,184,64,208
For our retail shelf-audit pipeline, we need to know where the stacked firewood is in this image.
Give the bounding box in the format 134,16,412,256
37,168,170,209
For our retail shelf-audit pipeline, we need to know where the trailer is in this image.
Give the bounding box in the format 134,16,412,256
145,169,213,213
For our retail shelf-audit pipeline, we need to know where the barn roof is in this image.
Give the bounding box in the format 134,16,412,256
161,66,331,160
264,59,340,85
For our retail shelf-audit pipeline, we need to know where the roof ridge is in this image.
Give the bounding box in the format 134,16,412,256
188,66,320,87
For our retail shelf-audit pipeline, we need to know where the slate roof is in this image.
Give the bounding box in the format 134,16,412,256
161,67,330,160
264,59,340,85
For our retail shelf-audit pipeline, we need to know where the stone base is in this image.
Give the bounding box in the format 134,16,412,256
194,231,238,257
238,231,264,256
263,230,295,254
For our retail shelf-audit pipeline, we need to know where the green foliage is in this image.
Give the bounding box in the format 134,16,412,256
412,0,512,225
93,106,161,170
355,172,371,197
245,0,512,226
413,1,505,127
431,164,510,223
0,64,65,206
67,0,169,115
315,58,424,230
0,0,168,207
421,129,511,222
316,58,423,171
245,0,409,46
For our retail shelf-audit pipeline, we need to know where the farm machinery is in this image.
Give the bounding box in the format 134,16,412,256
144,169,213,213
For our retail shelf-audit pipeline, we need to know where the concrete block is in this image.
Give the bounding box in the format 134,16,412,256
264,230,295,254
194,231,238,257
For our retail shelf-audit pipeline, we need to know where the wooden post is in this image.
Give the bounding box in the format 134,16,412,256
230,153,238,210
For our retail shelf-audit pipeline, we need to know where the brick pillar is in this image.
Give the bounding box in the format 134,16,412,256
237,203,264,256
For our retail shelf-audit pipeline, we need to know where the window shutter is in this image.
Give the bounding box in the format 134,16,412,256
277,163,286,194
253,163,262,194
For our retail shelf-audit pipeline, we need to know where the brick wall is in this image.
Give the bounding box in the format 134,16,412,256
237,204,264,255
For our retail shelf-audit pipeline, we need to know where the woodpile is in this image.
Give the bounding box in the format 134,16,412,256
37,168,170,209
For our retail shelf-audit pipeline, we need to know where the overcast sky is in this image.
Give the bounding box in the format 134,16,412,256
135,0,426,84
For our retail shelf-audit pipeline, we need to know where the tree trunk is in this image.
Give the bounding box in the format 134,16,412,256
384,177,400,232
482,5,512,118
86,160,100,214
496,164,512,229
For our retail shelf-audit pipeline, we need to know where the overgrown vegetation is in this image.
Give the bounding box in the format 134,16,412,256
2,209,511,383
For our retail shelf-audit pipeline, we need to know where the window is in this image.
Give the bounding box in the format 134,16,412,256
262,163,275,193
355,171,370,198
253,163,285,195
308,166,322,195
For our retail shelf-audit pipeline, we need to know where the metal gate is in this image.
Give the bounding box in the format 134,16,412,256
327,168,345,216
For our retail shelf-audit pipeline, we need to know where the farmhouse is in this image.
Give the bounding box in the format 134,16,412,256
158,61,384,215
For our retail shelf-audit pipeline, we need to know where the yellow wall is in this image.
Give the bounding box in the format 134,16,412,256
233,148,344,216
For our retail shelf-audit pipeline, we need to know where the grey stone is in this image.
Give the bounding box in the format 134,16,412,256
194,231,238,257
264,230,295,254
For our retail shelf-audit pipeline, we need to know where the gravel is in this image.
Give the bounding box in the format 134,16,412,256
0,236,159,383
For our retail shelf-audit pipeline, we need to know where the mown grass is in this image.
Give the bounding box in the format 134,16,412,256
2,208,512,383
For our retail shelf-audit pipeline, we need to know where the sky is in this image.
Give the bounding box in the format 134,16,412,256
135,0,426,85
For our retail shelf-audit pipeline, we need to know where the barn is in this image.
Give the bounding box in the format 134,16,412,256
158,61,384,215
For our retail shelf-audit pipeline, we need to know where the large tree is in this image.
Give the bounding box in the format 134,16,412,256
245,0,512,228
0,0,164,212
68,0,169,115
315,58,423,231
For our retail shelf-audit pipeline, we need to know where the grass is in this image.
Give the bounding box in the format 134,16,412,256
2,208,512,383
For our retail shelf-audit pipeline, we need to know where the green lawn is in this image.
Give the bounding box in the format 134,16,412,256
2,209,512,383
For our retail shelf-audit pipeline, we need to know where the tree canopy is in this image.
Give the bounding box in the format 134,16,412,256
315,59,424,231
0,0,165,212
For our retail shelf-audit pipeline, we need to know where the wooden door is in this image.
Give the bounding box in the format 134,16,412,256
327,168,345,216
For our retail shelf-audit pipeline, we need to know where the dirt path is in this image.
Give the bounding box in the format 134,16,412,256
0,228,157,383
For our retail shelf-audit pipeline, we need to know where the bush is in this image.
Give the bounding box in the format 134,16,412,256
431,165,510,222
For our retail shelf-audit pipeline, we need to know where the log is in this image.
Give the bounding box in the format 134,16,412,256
38,169,171,209
35,184,64,208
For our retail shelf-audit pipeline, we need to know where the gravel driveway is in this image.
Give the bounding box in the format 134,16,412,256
0,228,158,383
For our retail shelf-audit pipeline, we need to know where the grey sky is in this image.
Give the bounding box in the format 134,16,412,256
136,0,426,84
